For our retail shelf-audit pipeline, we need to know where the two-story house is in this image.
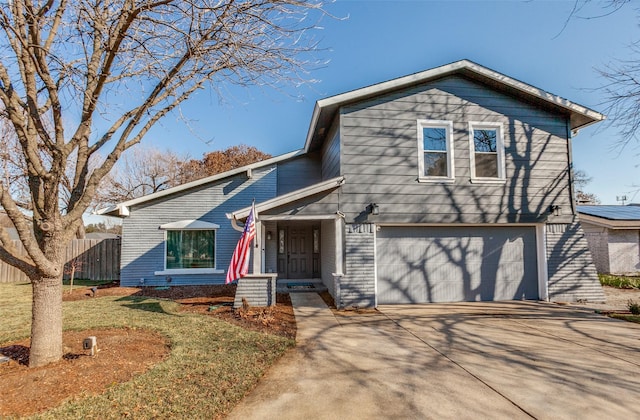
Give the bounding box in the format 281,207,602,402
100,60,606,307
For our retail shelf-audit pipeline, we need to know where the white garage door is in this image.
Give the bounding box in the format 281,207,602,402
376,226,539,304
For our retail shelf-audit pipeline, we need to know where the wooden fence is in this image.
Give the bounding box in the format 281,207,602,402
0,238,121,283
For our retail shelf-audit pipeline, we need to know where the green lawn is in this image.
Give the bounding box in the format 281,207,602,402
599,274,640,289
608,313,640,324
0,283,294,419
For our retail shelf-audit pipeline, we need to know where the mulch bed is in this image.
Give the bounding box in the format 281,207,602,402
0,328,169,417
0,283,296,418
63,283,296,339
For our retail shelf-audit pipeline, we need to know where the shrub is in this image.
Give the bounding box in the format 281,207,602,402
628,299,640,315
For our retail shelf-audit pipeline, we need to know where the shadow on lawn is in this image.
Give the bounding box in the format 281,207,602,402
116,296,175,315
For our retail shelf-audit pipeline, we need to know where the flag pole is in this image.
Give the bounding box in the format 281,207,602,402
253,198,258,249
226,200,257,284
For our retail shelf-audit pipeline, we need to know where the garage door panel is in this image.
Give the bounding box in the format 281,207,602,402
377,226,538,304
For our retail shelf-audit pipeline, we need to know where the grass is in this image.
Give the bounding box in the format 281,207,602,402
0,283,294,419
598,274,640,289
62,278,113,287
608,313,640,324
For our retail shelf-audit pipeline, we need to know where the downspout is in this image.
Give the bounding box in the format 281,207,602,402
567,120,577,217
228,216,245,232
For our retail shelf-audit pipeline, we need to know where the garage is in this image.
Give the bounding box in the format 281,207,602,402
376,226,539,304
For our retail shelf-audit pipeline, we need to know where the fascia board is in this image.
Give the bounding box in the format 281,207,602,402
228,176,345,220
95,149,306,217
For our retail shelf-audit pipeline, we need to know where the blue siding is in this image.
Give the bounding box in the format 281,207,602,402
546,222,605,302
339,224,376,308
276,155,321,195
338,75,573,225
320,219,337,297
321,119,340,180
120,166,277,286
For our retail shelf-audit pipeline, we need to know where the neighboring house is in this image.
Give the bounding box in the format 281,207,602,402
99,60,606,306
578,205,640,275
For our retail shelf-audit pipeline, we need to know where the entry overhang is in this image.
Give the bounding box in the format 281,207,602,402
226,176,345,221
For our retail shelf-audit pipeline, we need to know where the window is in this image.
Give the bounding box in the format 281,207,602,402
155,220,223,274
417,120,454,182
469,122,505,182
166,230,215,269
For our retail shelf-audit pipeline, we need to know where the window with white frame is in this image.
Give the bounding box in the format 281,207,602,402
166,230,215,269
157,220,220,273
469,122,505,181
417,120,454,181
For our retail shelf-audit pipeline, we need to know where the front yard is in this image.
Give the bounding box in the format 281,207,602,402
0,283,295,419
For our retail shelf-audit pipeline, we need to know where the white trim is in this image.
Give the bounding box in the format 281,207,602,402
228,176,345,220
536,224,549,301
334,215,344,277
304,102,322,153
253,219,262,274
469,179,507,185
243,273,278,279
373,222,378,308
162,228,218,271
260,222,266,274
578,213,640,230
468,121,506,182
417,120,455,182
96,149,305,217
334,216,344,307
155,268,225,275
258,214,342,221
159,220,220,230
303,60,604,152
376,222,543,228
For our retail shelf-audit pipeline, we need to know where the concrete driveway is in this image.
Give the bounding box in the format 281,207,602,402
228,294,640,419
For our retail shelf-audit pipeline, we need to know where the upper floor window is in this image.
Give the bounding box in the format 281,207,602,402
469,122,505,182
417,120,454,182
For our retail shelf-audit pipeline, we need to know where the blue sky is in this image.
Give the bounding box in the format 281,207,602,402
140,0,640,206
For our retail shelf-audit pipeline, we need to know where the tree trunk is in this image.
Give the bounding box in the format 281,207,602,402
29,275,63,368
75,223,86,239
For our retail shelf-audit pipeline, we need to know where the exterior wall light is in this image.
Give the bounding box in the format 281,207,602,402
549,205,561,216
369,203,380,215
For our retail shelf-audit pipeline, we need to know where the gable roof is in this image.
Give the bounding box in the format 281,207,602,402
228,176,345,221
578,205,640,229
304,59,605,153
99,60,605,218
96,149,305,217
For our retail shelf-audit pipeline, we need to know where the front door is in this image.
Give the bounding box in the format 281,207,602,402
277,225,320,279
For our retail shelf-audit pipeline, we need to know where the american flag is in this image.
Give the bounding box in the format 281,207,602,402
226,203,256,283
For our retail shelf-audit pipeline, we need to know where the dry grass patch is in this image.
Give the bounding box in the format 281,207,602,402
0,283,294,419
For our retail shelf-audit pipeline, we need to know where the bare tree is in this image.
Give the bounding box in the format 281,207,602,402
95,144,271,207
96,146,188,206
574,169,600,204
554,0,630,39
0,0,325,367
555,1,640,146
599,48,640,145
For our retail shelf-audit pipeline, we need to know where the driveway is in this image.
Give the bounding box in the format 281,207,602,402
228,294,640,419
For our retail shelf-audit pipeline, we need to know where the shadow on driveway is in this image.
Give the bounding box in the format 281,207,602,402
229,296,640,420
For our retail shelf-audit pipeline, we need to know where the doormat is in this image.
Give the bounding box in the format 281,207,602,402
287,282,315,290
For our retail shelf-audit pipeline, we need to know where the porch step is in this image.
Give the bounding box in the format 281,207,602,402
276,280,327,294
